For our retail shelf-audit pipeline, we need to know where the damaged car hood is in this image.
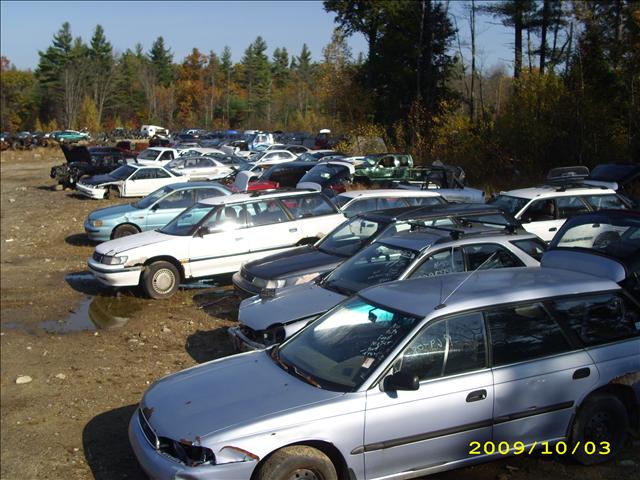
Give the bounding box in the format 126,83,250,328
141,351,342,442
246,245,343,279
61,144,91,163
80,173,121,186
239,282,346,330
95,230,171,255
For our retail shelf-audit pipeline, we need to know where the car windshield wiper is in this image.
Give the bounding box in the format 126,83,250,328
270,347,321,388
320,280,353,296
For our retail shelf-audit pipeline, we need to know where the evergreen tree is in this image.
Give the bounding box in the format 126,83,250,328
88,25,115,126
149,36,174,86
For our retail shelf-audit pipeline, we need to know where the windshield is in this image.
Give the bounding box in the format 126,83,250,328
488,195,529,216
132,186,174,209
159,202,214,236
297,152,330,162
322,242,418,295
300,164,349,184
110,165,137,180
165,158,184,169
318,217,384,256
277,297,420,392
137,149,160,161
362,156,379,167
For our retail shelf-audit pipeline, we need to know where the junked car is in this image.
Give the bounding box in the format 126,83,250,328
76,164,186,199
232,203,525,298
296,160,355,196
84,182,231,241
396,162,486,203
231,227,544,351
165,156,234,180
50,145,136,188
87,190,345,299
135,147,179,167
332,189,447,218
131,258,639,480
353,153,413,186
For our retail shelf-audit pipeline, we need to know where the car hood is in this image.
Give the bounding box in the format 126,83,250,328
88,203,138,222
141,351,342,442
61,144,91,163
95,229,170,255
81,174,119,186
239,282,346,330
245,245,344,279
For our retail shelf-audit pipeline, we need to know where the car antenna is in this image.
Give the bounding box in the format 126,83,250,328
435,251,497,310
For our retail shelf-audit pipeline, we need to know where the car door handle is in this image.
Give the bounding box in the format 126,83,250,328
466,390,487,402
289,228,298,233
549,227,557,232
573,367,591,380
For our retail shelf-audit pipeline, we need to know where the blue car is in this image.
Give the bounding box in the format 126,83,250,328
84,182,231,241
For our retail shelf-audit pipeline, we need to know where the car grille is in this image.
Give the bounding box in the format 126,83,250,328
239,324,260,342
138,409,159,449
92,251,105,263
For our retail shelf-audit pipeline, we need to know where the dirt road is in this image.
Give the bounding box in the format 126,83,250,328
0,150,637,479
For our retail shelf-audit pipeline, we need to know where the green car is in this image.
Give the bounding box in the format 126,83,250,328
353,153,414,185
50,130,90,143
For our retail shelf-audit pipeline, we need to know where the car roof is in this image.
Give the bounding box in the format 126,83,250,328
337,189,442,199
359,267,619,319
377,229,538,252
166,181,228,190
360,203,512,223
500,185,617,200
198,189,320,206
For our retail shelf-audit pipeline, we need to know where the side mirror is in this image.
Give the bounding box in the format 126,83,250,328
150,203,160,211
383,372,419,392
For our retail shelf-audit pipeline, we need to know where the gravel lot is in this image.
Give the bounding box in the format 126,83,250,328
1,149,638,480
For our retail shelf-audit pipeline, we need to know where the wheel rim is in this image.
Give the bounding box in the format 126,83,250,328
152,268,176,294
584,410,614,443
114,229,133,238
287,469,321,480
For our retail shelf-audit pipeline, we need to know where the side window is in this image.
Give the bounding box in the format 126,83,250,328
197,158,214,167
549,294,640,346
398,313,486,381
246,200,289,226
284,195,335,218
159,150,174,161
463,244,523,270
521,199,556,222
405,196,445,207
344,198,377,217
156,190,194,210
132,169,153,180
486,303,572,366
582,194,628,211
409,248,464,278
510,238,547,262
556,196,589,219
380,156,395,168
204,205,247,230
195,188,224,202
155,169,170,179
376,197,406,210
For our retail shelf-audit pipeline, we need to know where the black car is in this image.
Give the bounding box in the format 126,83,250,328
50,145,135,188
296,160,353,196
232,203,525,297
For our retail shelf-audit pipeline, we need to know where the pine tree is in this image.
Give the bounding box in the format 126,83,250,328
88,25,115,127
149,37,174,86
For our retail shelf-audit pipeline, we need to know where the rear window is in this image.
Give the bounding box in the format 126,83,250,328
489,195,529,216
582,194,628,211
510,238,547,261
300,164,350,184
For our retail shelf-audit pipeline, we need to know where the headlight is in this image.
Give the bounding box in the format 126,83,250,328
286,272,322,286
91,219,103,227
251,277,286,289
216,446,259,464
102,255,127,265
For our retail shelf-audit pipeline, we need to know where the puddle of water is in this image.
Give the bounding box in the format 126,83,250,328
2,295,143,334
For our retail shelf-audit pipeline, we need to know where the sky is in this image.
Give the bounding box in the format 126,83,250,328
1,0,513,73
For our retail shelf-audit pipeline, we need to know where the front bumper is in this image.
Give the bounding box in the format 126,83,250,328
231,272,261,298
87,257,142,287
128,411,257,480
228,326,266,352
84,218,111,242
77,183,107,199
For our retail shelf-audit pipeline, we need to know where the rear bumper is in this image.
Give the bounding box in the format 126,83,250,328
87,257,142,287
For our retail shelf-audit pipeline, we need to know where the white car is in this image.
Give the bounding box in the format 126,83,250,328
135,147,179,167
165,156,234,180
176,147,225,157
489,185,631,242
87,190,346,298
251,149,298,166
76,164,187,199
332,189,448,217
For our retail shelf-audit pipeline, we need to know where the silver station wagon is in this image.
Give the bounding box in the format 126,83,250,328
129,254,639,480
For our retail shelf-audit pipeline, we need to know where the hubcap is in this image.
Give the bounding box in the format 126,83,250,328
585,411,613,443
152,268,175,294
287,469,320,480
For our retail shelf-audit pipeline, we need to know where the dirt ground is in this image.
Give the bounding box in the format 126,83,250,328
0,149,638,480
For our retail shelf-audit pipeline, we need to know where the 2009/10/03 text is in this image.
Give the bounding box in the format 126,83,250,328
469,441,611,456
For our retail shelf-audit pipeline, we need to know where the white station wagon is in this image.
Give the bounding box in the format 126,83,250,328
76,164,187,199
88,190,345,298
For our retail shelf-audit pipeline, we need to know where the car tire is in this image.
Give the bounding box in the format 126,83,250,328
570,392,629,465
258,446,337,480
112,224,140,239
141,261,180,299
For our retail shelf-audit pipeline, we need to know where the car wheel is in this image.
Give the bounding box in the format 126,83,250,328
142,261,180,299
570,392,628,465
112,224,140,239
258,446,337,480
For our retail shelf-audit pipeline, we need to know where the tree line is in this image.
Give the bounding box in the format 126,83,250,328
1,0,638,186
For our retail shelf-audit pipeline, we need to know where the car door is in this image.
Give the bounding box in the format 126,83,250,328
145,189,195,230
125,168,154,196
244,200,300,259
487,302,599,446
364,313,493,479
280,195,340,239
518,198,564,242
187,205,250,277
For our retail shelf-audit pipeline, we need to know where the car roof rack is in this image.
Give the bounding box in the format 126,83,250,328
407,223,514,241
